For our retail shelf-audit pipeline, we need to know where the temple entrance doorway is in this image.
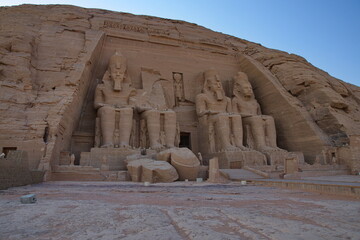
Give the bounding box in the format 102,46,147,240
179,132,191,150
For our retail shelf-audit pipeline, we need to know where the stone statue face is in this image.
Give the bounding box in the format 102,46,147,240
234,72,254,98
109,55,127,91
241,81,254,98
204,70,224,100
173,73,182,82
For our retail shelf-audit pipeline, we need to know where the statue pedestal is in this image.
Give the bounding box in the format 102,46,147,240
205,150,267,169
263,150,304,166
80,148,156,171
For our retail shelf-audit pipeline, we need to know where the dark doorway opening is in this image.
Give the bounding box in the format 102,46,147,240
179,132,191,149
3,147,17,158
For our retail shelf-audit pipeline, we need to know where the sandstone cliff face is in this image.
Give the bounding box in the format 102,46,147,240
243,45,360,145
0,4,359,177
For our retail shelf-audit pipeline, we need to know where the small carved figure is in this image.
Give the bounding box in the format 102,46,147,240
94,52,136,148
198,152,203,165
232,71,279,151
195,70,245,152
70,154,75,166
173,72,185,106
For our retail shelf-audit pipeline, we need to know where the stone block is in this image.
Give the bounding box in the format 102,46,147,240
127,159,153,182
80,148,140,170
206,150,266,169
127,159,178,183
197,165,209,180
285,157,298,174
207,157,230,183
158,148,200,181
264,150,304,166
125,151,156,164
20,194,37,204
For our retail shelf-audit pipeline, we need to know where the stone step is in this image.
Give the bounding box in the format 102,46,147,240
220,169,265,181
250,178,360,198
299,169,350,177
51,170,129,182
300,164,349,171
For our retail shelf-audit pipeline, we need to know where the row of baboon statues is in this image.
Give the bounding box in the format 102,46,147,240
94,52,280,154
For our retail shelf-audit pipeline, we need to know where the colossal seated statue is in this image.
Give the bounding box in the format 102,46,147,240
135,81,177,150
94,52,136,148
195,70,245,152
232,71,279,152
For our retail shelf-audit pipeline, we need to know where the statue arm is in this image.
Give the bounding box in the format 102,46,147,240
195,94,209,117
94,85,105,109
226,97,232,113
257,102,262,115
136,104,153,113
231,98,238,113
127,88,138,108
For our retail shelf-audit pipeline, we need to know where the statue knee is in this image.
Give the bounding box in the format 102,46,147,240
98,106,115,117
120,108,133,116
164,111,176,120
217,115,230,123
264,115,275,124
231,115,242,124
142,109,158,119
99,105,113,112
252,116,264,125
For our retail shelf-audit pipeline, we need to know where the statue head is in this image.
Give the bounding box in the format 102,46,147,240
173,72,182,82
203,70,224,100
233,71,254,99
108,52,127,91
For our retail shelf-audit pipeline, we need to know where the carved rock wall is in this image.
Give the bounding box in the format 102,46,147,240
0,4,359,178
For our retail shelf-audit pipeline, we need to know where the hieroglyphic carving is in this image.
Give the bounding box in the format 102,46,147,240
103,20,170,36
173,72,185,106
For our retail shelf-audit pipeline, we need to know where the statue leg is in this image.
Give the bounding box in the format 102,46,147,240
164,111,176,148
263,116,278,148
99,106,115,148
231,115,245,149
248,116,268,151
143,110,162,150
118,108,133,148
215,115,237,151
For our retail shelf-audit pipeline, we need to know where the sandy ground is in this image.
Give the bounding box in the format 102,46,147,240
0,181,359,240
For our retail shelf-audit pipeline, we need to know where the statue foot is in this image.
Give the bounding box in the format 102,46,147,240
224,145,240,151
150,143,165,151
165,144,175,148
259,146,283,152
101,143,114,148
237,146,251,151
119,142,131,149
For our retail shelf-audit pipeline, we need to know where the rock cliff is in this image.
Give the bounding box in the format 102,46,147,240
0,4,359,178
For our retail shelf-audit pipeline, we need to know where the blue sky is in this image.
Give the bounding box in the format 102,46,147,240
2,0,360,86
